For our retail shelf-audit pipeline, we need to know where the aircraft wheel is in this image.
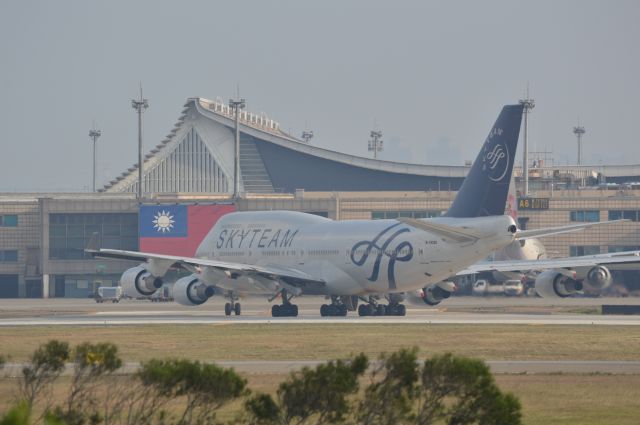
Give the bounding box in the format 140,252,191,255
234,303,241,316
320,304,329,317
224,303,232,316
358,304,367,316
376,304,386,316
272,304,280,317
339,305,348,316
290,304,299,317
396,304,406,316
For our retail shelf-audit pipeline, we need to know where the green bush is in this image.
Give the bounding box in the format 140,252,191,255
2,342,521,425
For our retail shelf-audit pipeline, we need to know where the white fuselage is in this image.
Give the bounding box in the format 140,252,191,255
194,211,516,296
489,238,547,282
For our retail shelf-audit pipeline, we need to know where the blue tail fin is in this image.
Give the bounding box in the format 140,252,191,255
445,104,524,218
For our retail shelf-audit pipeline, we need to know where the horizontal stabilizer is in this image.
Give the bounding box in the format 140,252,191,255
516,219,629,240
397,218,482,243
85,232,101,252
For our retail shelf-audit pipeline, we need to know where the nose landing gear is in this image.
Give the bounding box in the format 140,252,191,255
224,291,241,316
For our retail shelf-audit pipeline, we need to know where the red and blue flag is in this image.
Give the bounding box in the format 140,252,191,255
139,204,235,256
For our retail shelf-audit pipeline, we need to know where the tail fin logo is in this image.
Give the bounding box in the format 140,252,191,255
483,131,509,182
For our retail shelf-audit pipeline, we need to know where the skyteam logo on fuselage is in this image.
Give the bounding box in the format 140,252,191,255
482,127,509,182
350,222,413,290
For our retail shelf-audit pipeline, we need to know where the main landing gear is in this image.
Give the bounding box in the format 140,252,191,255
357,296,406,317
320,296,348,317
271,290,298,317
224,291,241,316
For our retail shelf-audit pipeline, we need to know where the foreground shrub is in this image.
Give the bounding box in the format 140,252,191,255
138,358,248,424
246,353,368,424
2,342,521,425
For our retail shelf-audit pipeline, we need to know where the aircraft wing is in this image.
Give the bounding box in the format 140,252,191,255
87,248,326,290
515,219,629,240
456,250,640,275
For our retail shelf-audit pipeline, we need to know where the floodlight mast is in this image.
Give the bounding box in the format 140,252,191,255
131,89,149,200
229,97,246,199
519,96,535,196
573,125,586,165
368,130,383,159
301,130,314,143
89,128,101,192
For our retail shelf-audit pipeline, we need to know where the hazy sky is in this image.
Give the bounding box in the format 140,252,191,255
1,0,638,191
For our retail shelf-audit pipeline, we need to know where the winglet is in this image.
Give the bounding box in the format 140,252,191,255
85,232,101,252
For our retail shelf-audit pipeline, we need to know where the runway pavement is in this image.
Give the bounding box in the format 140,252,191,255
1,296,640,326
2,297,640,375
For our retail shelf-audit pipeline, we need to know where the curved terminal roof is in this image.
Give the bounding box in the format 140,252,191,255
103,97,640,194
103,97,467,194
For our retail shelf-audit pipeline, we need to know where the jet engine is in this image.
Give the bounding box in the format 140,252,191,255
585,265,612,290
121,266,163,298
173,275,215,306
421,281,456,306
534,270,583,298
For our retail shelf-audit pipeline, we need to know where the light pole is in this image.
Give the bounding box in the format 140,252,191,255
301,130,314,143
131,89,149,200
229,97,246,199
368,130,383,159
573,125,586,165
519,97,535,196
89,128,101,192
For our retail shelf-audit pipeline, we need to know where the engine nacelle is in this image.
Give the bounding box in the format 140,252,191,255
173,275,215,306
585,266,612,290
121,266,163,298
421,281,456,306
535,270,583,298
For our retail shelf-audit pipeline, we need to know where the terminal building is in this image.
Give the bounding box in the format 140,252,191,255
2,97,640,298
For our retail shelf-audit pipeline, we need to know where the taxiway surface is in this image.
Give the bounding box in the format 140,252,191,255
1,296,639,326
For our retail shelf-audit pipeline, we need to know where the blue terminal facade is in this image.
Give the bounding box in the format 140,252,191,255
251,134,463,193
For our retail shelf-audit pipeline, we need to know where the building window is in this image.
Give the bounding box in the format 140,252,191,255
608,246,640,253
608,210,639,222
569,210,599,222
570,246,600,256
0,250,18,262
49,213,138,260
371,210,441,220
0,215,18,227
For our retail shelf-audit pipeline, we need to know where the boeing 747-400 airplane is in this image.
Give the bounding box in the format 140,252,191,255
88,104,640,316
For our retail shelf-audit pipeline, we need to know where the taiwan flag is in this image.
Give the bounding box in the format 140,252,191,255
139,204,236,256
